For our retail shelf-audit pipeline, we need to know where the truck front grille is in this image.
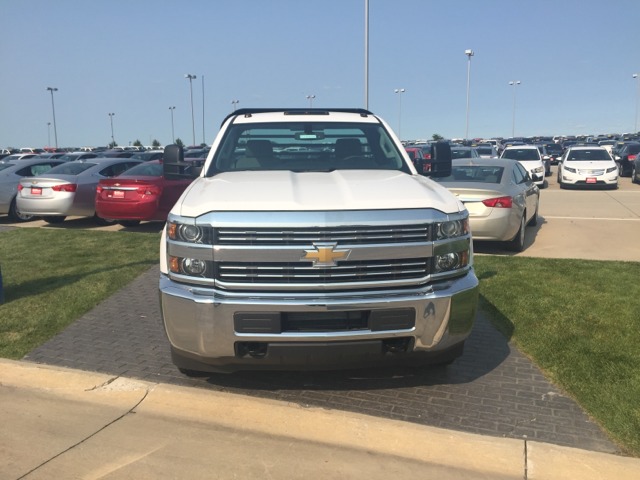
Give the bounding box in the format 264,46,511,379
215,224,430,245
217,258,430,284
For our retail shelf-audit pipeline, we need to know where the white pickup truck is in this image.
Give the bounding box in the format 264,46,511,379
159,108,478,374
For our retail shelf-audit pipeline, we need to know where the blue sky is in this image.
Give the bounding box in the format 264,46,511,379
1,0,639,148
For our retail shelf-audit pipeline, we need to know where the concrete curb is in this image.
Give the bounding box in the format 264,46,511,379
2,359,638,479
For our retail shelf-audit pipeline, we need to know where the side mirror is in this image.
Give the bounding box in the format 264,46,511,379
420,141,452,178
162,144,199,180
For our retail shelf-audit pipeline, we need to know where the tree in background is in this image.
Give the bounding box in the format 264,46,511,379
174,138,184,148
133,139,143,148
152,139,161,148
432,134,444,141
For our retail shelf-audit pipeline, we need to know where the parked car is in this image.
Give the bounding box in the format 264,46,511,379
95,160,193,226
557,146,618,189
450,146,479,159
474,144,498,158
129,150,164,162
632,154,640,184
16,157,142,224
1,153,38,162
537,142,564,165
534,145,554,176
55,152,99,162
500,145,546,187
0,158,66,221
433,158,539,252
612,142,640,177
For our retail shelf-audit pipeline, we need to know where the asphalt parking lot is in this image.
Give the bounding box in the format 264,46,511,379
4,169,640,456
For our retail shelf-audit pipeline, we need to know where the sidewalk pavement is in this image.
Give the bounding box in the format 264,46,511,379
1,359,638,480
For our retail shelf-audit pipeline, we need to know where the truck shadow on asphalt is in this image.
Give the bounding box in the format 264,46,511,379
197,308,512,392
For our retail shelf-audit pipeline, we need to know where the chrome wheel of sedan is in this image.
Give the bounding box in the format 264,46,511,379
508,214,526,252
8,197,34,222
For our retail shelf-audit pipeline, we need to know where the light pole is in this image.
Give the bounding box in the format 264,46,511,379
108,113,116,145
201,74,205,145
231,100,239,111
46,87,58,148
465,49,474,140
185,74,197,146
364,0,369,109
509,81,521,137
169,106,176,143
633,73,639,132
306,94,316,108
47,122,51,147
394,88,405,140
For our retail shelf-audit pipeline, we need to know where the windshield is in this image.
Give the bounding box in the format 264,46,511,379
435,165,504,183
451,148,475,159
120,162,163,176
45,162,97,175
566,149,612,161
502,148,540,161
209,121,408,174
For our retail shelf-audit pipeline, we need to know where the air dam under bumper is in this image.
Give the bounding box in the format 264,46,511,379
159,273,479,373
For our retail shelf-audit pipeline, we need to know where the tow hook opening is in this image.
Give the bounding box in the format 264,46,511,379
382,337,411,354
236,342,268,358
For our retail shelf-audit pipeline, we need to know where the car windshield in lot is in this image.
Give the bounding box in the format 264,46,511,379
210,121,407,174
435,166,504,183
565,149,612,161
502,148,540,161
119,161,163,176
45,162,98,175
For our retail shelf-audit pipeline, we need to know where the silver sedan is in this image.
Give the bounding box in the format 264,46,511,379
16,157,142,224
433,158,540,251
0,157,66,221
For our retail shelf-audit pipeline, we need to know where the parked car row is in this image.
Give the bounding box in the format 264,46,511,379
1,148,204,226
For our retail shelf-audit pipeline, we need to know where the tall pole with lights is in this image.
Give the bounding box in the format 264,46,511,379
509,81,521,137
633,73,639,132
169,106,176,142
46,87,58,149
231,100,239,111
364,0,369,109
185,74,197,146
465,49,474,140
108,113,116,145
306,94,316,108
394,88,405,140
47,122,51,147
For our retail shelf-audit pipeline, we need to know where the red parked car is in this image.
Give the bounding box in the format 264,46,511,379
95,160,193,226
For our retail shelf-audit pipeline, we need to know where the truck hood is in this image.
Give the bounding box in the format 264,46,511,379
174,170,463,216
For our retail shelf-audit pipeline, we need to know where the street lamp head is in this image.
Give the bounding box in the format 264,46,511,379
47,87,58,92
634,74,639,79
185,74,196,80
465,49,474,57
394,88,405,93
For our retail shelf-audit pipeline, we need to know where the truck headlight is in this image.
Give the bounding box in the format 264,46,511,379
435,250,469,272
532,166,544,174
436,218,469,240
168,222,204,243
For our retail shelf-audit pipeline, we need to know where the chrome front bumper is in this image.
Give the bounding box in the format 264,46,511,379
159,272,479,372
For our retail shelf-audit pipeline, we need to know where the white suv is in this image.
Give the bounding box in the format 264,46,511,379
500,146,546,187
557,146,618,189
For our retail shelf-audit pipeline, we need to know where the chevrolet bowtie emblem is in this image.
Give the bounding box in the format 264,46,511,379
303,243,350,267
